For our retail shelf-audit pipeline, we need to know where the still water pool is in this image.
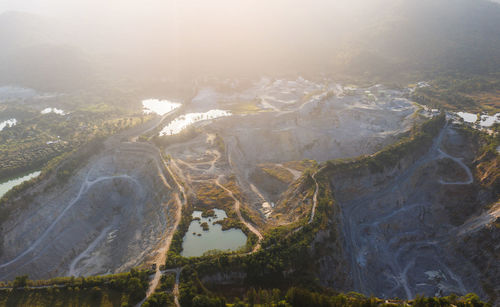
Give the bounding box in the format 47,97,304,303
181,208,247,257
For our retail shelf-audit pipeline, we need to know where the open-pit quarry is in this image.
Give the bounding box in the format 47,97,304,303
0,77,497,304
0,116,182,280
312,119,499,302
170,79,421,222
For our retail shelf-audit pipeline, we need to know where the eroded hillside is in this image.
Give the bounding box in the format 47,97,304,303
0,121,182,280
312,116,499,302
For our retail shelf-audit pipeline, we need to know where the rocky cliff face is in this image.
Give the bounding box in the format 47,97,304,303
315,122,499,303
0,143,177,280
454,210,499,304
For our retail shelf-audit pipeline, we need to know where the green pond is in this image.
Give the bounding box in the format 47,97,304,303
181,208,247,257
0,171,41,199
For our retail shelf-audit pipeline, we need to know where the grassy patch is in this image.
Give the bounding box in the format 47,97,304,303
229,101,262,115
282,160,317,172
193,182,233,208
258,164,294,184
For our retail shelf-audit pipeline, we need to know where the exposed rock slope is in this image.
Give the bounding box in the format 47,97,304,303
0,136,178,281
314,118,499,302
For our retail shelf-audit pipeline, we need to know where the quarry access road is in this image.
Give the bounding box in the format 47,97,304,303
2,108,186,296
159,267,183,307
338,121,469,299
309,168,324,224
172,143,264,251
215,174,263,251
437,148,474,185
0,174,140,275
127,125,186,305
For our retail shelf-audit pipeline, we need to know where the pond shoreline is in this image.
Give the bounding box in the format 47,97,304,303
0,171,41,199
181,208,247,257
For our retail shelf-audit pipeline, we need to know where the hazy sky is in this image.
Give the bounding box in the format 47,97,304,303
1,0,499,16
0,0,368,54
2,0,499,79
0,1,354,76
0,0,373,16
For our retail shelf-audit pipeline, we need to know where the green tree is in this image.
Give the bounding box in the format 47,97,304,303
13,275,28,288
127,277,146,303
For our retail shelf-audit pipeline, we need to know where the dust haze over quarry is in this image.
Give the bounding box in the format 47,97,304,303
0,0,499,305
1,0,500,91
162,78,421,216
212,80,418,197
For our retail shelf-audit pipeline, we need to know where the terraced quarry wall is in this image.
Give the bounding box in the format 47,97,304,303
315,116,499,303
0,140,178,280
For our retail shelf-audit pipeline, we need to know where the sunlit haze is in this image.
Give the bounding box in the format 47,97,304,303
0,0,499,305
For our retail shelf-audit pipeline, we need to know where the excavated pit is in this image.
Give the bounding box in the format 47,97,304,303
0,143,175,280
158,80,422,226
318,123,497,300
194,80,424,215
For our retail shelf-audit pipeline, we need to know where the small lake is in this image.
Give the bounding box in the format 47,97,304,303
181,208,247,257
159,110,231,136
142,99,181,116
0,119,17,131
456,112,500,127
41,108,65,115
0,171,41,199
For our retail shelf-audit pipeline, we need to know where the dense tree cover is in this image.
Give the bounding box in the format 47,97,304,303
12,275,28,289
143,273,177,306
143,292,175,307
167,204,196,257
0,269,151,306
229,287,490,307
0,137,104,222
160,274,176,292
178,266,226,307
0,103,144,181
412,74,500,114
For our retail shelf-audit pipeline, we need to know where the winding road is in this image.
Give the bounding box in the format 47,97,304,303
133,140,186,306
437,148,474,185
0,104,189,306
214,175,263,250
308,169,323,224
335,121,474,299
0,174,140,274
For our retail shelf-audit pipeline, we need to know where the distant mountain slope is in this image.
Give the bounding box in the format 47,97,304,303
0,44,95,91
336,0,500,78
0,0,499,90
0,11,95,91
0,11,59,51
